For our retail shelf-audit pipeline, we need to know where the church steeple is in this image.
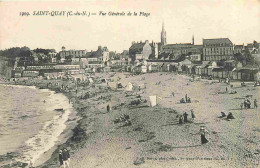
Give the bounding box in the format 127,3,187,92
192,34,194,45
161,21,167,46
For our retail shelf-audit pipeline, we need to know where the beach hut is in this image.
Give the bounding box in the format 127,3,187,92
149,96,157,107
89,78,94,83
126,82,133,91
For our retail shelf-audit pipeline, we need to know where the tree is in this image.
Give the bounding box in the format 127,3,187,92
0,46,31,58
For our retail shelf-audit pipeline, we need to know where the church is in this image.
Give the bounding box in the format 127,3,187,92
158,22,202,61
129,22,202,62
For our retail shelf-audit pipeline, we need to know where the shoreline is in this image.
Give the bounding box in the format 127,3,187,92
0,80,79,168
1,72,259,168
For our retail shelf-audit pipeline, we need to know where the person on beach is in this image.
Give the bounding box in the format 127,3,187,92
254,99,258,108
62,148,69,168
179,115,183,124
240,102,243,109
59,150,63,167
227,112,235,120
247,99,251,109
183,112,188,123
190,110,195,122
107,104,110,113
200,127,209,145
244,99,247,109
29,159,33,168
185,94,188,102
64,148,70,167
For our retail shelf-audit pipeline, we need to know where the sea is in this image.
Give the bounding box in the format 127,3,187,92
0,84,73,166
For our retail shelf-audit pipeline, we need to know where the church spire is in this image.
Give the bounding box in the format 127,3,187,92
161,21,167,46
162,21,165,31
192,34,194,45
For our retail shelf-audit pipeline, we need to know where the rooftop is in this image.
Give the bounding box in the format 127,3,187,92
203,38,232,45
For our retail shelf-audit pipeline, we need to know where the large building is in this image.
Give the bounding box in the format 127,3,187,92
234,44,244,54
203,38,234,61
129,40,152,62
87,46,109,62
59,46,87,58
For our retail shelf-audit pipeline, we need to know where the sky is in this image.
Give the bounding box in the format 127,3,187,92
0,0,260,53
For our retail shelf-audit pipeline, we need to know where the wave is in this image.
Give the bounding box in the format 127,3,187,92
12,88,73,166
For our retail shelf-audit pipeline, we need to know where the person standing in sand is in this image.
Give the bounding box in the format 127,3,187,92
179,115,183,124
254,99,258,108
107,104,110,113
183,112,188,123
190,110,195,122
62,148,69,168
200,127,209,145
64,148,70,167
59,150,63,167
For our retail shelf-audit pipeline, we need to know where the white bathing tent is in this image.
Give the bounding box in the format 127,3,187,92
149,95,157,107
126,82,133,91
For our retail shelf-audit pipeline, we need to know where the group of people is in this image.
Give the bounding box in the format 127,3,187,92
241,99,257,109
59,148,70,168
114,114,132,126
220,112,235,120
179,110,195,124
180,94,192,103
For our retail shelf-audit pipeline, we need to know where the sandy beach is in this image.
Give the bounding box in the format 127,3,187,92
4,72,259,168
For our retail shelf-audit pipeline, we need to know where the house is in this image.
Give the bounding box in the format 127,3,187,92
54,64,80,70
26,64,55,70
195,61,210,76
189,54,201,61
234,45,244,54
67,70,80,75
44,71,65,79
232,65,259,81
129,40,152,62
80,58,88,69
203,38,234,61
59,47,87,59
71,58,80,65
132,65,147,73
252,49,260,64
86,61,104,72
178,59,192,73
162,43,193,60
88,46,109,63
207,61,219,76
147,64,159,72
22,71,39,77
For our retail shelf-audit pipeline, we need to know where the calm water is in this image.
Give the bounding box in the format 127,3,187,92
0,84,72,165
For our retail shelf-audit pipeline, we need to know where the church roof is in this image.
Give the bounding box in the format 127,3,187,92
163,43,193,49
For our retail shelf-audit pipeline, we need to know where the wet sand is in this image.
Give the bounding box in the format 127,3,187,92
4,72,259,168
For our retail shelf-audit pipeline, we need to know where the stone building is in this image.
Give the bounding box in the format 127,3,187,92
59,46,87,58
129,40,152,62
234,45,244,54
203,38,234,61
